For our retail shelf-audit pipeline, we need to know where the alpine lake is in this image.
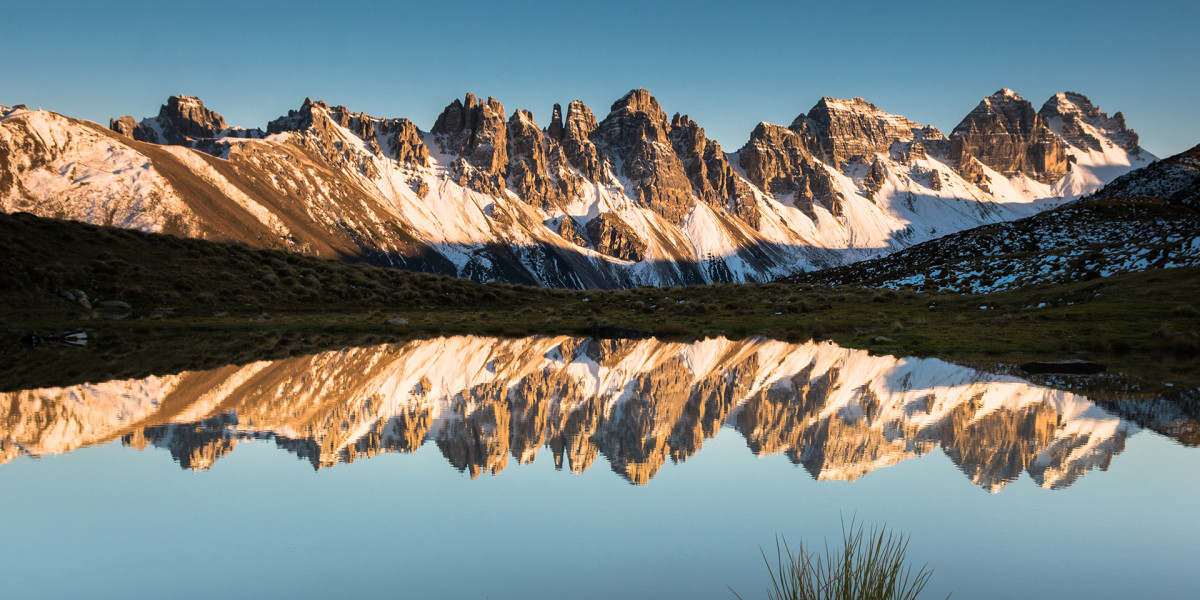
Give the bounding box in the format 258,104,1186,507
1,334,1197,599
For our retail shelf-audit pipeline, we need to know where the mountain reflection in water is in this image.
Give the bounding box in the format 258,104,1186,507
0,336,1170,491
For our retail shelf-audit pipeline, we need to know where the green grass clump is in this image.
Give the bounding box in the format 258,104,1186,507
734,520,942,600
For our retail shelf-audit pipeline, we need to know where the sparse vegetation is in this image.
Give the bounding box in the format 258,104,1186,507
732,520,941,600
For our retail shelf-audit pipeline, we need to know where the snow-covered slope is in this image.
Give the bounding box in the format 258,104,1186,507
0,90,1154,288
0,336,1159,491
796,144,1200,293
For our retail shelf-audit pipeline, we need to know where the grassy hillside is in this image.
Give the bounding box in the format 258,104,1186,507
1,211,1197,389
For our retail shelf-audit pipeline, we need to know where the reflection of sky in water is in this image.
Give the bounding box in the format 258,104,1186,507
0,337,1197,599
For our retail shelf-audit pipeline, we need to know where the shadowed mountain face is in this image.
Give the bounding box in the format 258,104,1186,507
3,336,1188,491
0,89,1152,288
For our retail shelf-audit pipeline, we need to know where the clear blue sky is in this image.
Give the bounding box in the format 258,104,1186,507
3,0,1196,157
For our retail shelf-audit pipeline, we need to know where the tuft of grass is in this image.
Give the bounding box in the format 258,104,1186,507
733,519,942,600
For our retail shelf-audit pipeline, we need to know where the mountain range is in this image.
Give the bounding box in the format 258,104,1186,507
0,89,1153,288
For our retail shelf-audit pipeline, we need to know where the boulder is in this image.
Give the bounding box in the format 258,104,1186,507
60,289,91,308
557,216,589,248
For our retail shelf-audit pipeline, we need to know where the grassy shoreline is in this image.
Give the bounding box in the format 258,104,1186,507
2,212,1197,390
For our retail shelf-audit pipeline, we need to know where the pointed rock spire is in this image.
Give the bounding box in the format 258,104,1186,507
548,103,564,140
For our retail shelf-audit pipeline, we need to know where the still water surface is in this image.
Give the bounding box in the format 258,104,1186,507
1,336,1197,599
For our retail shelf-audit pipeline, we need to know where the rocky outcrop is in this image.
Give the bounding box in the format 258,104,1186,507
900,127,950,163
669,113,758,227
110,95,261,152
506,109,559,209
387,118,429,167
267,98,429,168
1088,143,1200,207
431,93,508,196
950,89,1069,184
804,97,923,168
266,98,383,177
599,90,696,225
1038,92,1142,155
557,215,589,248
553,100,606,183
863,157,888,201
547,103,564,140
157,95,228,143
585,212,646,261
738,122,844,218
108,114,146,140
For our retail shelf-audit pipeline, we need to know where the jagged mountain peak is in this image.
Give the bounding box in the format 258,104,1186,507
810,96,881,114
547,103,564,139
563,99,598,140
431,93,506,135
953,89,1039,134
608,88,667,122
263,98,429,167
1038,91,1144,156
597,89,703,225
1043,91,1096,112
109,93,262,151
429,93,511,196
802,96,926,168
510,108,537,126
158,94,228,137
950,88,1069,184
601,88,673,146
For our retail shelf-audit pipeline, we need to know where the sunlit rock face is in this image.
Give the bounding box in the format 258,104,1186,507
0,336,1156,490
949,89,1069,185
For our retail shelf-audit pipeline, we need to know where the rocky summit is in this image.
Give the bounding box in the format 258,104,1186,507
0,88,1154,288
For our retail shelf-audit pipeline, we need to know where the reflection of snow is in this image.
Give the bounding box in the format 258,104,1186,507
0,336,1140,490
